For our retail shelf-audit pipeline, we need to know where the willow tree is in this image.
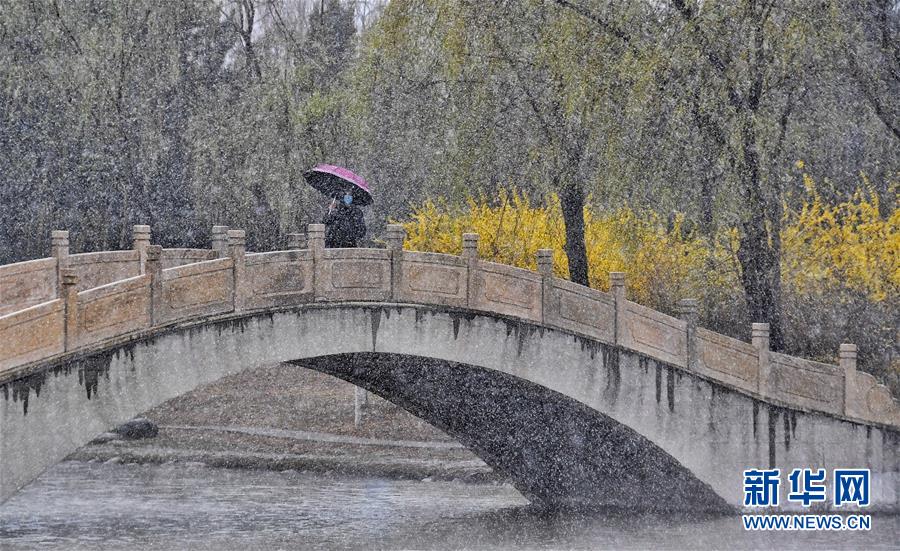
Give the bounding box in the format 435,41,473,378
349,0,652,285
549,0,868,350
658,1,827,349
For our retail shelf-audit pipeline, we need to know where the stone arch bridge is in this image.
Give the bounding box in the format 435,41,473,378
0,224,898,511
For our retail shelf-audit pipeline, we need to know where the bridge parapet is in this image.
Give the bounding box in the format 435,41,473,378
694,327,759,391
75,273,151,347
0,223,898,429
160,248,220,268
0,299,64,368
243,249,314,309
0,226,225,318
67,250,142,290
0,257,57,316
620,299,688,368
160,257,234,324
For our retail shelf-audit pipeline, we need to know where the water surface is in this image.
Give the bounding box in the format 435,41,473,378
0,461,896,550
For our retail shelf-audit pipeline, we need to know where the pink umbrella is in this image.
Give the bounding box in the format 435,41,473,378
303,164,373,206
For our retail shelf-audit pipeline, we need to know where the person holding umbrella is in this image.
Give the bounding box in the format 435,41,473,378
303,164,373,248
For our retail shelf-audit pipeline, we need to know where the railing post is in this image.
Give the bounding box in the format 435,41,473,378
286,232,306,250
752,323,771,397
227,230,246,312
840,343,858,416
62,269,78,351
386,224,406,301
308,224,326,300
677,298,699,370
51,230,70,297
132,225,151,274
308,224,325,255
462,233,480,308
146,245,163,326
610,272,626,346
211,225,229,258
537,249,554,324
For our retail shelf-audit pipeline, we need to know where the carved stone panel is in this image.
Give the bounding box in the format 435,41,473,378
0,301,64,371
695,328,758,392
77,276,151,344
245,251,314,309
473,261,542,322
623,301,687,367
769,352,842,414
546,278,615,344
317,249,391,302
161,259,234,323
0,258,57,315
398,252,467,308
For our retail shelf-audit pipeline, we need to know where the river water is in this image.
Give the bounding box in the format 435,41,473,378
0,461,896,550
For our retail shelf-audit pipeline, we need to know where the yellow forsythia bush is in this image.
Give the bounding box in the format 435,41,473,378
399,178,897,315
400,189,741,313
781,174,899,303
398,178,898,387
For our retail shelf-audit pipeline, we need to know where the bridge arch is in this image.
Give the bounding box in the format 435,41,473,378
3,304,897,511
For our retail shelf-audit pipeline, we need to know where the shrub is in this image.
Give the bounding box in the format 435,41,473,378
399,178,898,390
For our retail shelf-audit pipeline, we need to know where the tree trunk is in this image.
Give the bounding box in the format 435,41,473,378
736,116,785,350
738,223,784,350
559,179,589,287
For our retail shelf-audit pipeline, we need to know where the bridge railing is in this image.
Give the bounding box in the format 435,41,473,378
158,257,235,325
73,274,151,348
0,223,897,429
160,248,220,269
0,299,65,368
68,250,142,290
694,327,759,391
0,257,57,316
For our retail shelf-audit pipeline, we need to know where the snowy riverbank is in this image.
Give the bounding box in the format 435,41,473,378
66,364,502,484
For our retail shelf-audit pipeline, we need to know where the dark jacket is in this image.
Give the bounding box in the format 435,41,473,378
324,204,366,248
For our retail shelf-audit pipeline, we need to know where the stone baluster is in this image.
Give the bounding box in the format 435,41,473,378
146,245,163,326
610,272,626,346
462,233,480,308
132,225,151,274
308,224,325,255
308,224,326,300
211,226,229,258
385,224,406,301
51,230,70,297
537,249,554,324
677,298,699,371
385,224,405,252
61,269,78,351
840,343,858,416
752,323,771,397
227,230,246,312
286,232,306,250
462,233,479,259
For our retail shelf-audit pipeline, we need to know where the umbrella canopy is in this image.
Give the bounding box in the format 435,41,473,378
303,164,373,206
